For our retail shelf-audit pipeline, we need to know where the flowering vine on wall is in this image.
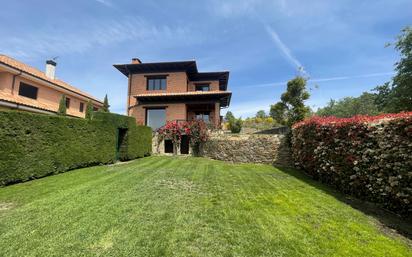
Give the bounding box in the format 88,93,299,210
156,120,209,155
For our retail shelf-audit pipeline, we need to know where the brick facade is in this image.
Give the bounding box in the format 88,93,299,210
116,59,231,130
128,73,225,127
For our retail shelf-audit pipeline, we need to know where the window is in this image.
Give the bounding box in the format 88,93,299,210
146,108,166,130
79,102,84,112
18,83,38,100
195,111,210,122
65,97,70,109
195,84,210,91
147,76,167,90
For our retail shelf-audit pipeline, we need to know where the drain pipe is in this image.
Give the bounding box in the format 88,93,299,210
11,71,22,94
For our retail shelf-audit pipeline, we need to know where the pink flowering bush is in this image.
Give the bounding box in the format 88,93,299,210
187,120,209,156
292,112,412,215
157,120,209,155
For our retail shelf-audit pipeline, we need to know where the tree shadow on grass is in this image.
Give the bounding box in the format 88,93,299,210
274,165,412,243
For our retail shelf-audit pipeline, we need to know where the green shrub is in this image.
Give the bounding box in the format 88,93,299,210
0,110,151,186
291,113,412,215
229,118,242,133
57,95,67,116
85,100,93,120
93,112,152,160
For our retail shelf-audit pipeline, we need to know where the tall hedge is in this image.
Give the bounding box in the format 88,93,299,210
291,113,412,215
0,110,151,186
93,112,152,160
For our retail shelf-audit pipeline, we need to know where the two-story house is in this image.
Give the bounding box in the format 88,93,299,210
0,55,103,117
114,58,231,130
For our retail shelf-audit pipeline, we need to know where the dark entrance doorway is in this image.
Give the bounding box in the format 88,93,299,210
180,135,189,154
116,128,128,160
164,139,174,154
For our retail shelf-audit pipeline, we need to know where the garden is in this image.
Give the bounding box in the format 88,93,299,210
0,156,411,256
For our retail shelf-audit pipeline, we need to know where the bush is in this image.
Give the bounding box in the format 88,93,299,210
291,112,412,215
242,117,276,131
93,112,152,160
229,118,242,133
57,95,67,116
0,110,151,186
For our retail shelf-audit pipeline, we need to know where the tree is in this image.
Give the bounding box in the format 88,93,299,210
316,92,380,117
255,110,266,119
85,100,94,120
224,111,235,122
102,94,110,112
270,102,287,125
271,76,310,127
375,26,412,112
57,95,67,116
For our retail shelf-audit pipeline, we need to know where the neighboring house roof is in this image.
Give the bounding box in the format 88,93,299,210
0,55,103,104
114,60,230,90
133,91,232,107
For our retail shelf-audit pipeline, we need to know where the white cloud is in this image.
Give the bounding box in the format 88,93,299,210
309,72,395,83
0,17,198,59
241,71,394,88
264,25,308,76
226,98,273,117
94,0,112,7
209,0,288,19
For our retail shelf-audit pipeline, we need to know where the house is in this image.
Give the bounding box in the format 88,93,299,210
0,55,103,117
114,58,231,130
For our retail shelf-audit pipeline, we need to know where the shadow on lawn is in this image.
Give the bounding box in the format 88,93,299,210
275,165,412,243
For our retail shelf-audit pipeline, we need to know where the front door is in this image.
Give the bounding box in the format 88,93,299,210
180,135,189,154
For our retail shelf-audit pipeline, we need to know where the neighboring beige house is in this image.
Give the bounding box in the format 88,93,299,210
114,58,231,129
0,55,103,117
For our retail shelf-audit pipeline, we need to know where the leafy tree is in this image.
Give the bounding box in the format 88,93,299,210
255,110,267,119
102,94,110,112
317,92,380,117
57,95,67,116
224,111,235,122
375,26,412,112
270,102,287,125
85,100,94,120
271,76,310,127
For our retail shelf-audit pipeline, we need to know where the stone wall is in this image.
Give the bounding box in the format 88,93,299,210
202,134,293,166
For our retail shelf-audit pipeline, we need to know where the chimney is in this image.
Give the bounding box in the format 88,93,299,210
45,60,57,79
131,58,142,64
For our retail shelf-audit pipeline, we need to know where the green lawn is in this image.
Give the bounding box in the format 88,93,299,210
0,156,410,257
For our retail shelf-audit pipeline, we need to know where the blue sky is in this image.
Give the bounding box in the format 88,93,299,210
1,0,411,117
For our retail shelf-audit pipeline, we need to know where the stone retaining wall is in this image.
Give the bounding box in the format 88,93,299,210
202,134,293,166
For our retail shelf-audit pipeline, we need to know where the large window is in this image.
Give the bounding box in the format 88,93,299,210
18,83,38,100
147,76,167,90
146,108,166,130
195,111,210,122
195,84,210,91
79,102,84,112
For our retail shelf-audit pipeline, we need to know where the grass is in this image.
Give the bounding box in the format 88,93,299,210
0,156,410,257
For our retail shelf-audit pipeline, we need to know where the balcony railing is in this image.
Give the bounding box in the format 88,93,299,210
167,119,218,130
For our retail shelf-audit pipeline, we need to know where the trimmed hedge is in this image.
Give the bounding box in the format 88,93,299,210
291,113,412,215
93,112,152,160
0,110,151,186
